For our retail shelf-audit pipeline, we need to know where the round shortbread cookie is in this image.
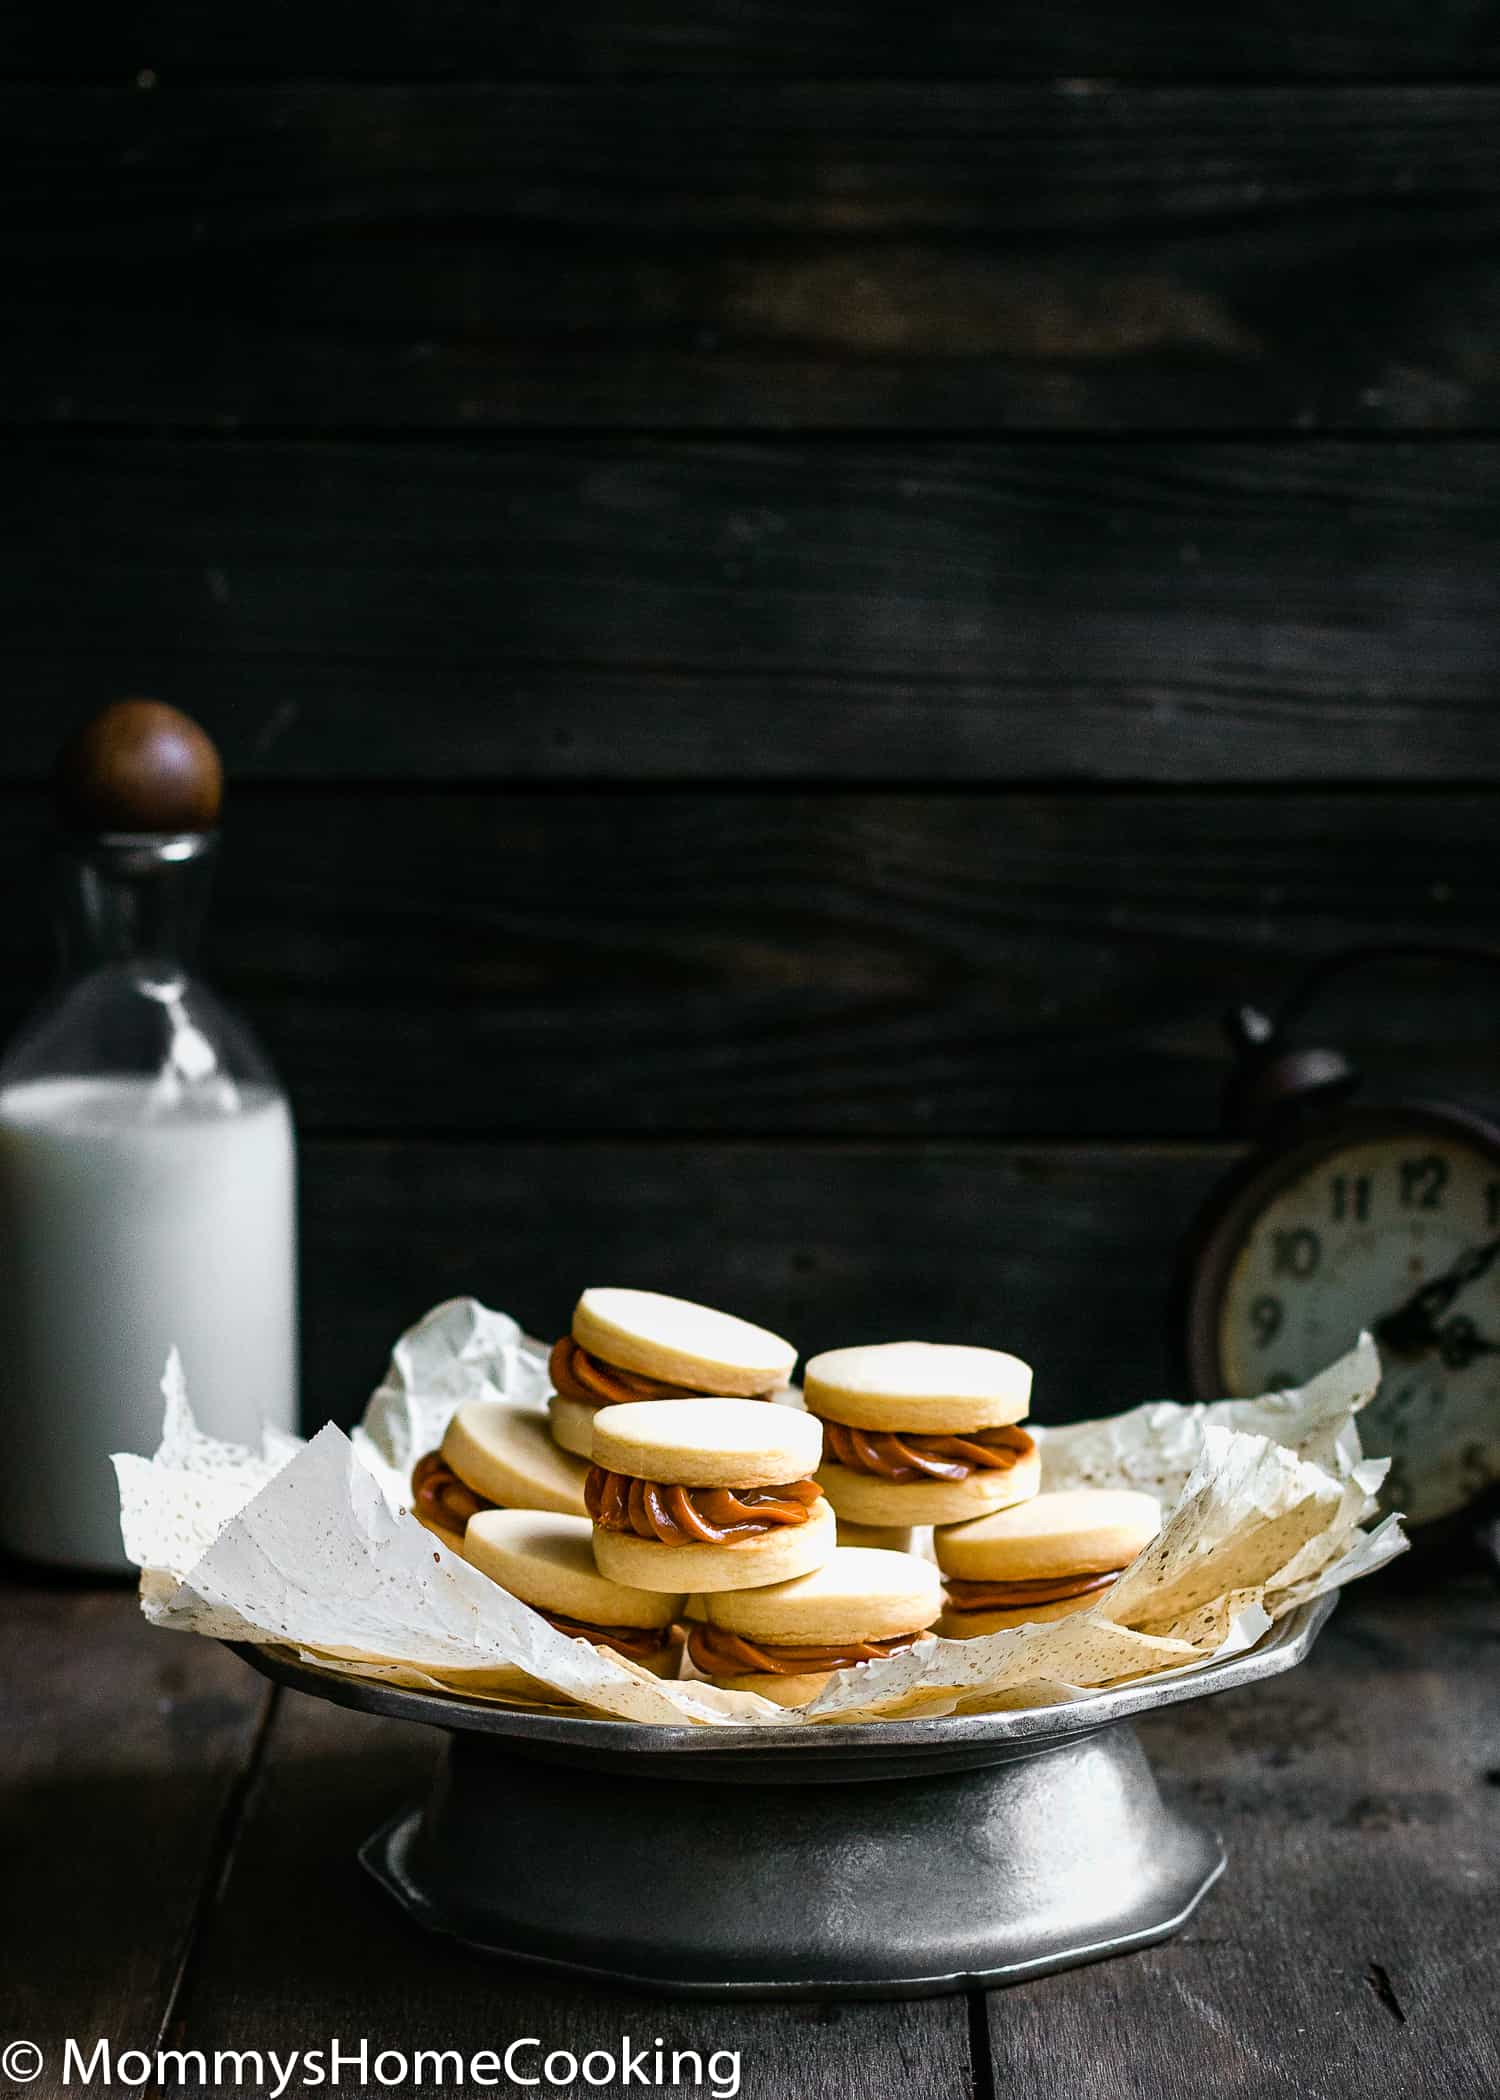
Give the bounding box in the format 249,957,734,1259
573,1287,796,1397
702,1547,941,1644
591,1397,822,1489
592,1495,836,1593
938,1589,1104,1637
442,1401,591,1519
935,1488,1161,1581
803,1340,1032,1434
835,1519,916,1554
816,1446,1041,1529
710,1670,835,1706
464,1509,681,1629
547,1392,597,1459
623,1641,681,1677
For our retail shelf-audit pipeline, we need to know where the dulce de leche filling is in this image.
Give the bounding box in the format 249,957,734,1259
943,1569,1122,1611
688,1622,921,1677
586,1466,823,1545
819,1419,1035,1484
411,1449,495,1530
549,1335,710,1410
538,1609,672,1664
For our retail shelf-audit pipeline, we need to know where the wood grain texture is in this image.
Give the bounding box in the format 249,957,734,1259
0,1574,271,2100
166,1681,975,2099
11,784,1500,1143
6,85,1500,430
29,1576,1487,2100
9,786,1496,1142
984,1576,1500,2099
3,2,1500,79
6,440,1500,784
295,1138,1232,1425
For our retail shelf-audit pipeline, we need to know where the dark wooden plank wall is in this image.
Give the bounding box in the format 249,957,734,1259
4,9,1499,1425
6,5,1500,77
8,86,1500,432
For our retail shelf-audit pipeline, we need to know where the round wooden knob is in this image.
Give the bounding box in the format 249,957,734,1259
56,700,223,834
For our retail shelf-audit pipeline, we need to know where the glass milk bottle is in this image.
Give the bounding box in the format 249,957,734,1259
0,701,297,1570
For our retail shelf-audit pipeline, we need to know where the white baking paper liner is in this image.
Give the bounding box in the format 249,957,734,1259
114,1303,1405,1726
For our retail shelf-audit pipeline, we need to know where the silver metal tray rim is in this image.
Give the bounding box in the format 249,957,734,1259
231,1590,1336,1757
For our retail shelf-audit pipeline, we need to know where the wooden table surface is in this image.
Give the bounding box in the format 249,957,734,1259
4,1563,1496,2100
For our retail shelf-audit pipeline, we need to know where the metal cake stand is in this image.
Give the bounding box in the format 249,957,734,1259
232,1593,1334,1999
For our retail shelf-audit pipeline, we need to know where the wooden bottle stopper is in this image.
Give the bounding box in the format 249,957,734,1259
56,700,224,834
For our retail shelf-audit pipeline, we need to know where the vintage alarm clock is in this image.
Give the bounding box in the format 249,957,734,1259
1180,942,1500,1525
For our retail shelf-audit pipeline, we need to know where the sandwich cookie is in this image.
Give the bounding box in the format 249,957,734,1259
805,1341,1039,1528
548,1286,797,1459
411,1400,591,1546
688,1546,942,1705
587,1398,834,1593
936,1487,1161,1634
835,1519,917,1554
465,1509,683,1675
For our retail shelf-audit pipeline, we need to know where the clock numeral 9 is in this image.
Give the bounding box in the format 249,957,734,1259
1249,1293,1283,1347
1399,1155,1448,1210
1271,1227,1321,1279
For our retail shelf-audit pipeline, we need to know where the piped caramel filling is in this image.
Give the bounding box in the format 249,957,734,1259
412,1449,495,1530
688,1622,921,1676
586,1466,823,1545
819,1419,1035,1484
549,1336,711,1409
538,1609,673,1663
943,1569,1122,1611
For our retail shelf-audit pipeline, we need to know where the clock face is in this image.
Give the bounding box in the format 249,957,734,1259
1209,1111,1500,1523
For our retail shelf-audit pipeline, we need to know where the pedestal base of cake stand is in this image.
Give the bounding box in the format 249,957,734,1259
360,1719,1224,1998
236,1599,1339,2000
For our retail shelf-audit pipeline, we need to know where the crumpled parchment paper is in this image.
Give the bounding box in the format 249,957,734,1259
114,1299,1407,1726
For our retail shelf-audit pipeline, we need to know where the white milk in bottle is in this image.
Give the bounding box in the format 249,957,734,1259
0,704,298,1570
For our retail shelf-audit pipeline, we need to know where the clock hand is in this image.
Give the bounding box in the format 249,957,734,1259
1372,1234,1500,1359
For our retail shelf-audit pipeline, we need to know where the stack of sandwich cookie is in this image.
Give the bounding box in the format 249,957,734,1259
689,1546,942,1705
464,1510,683,1676
587,1398,834,1592
936,1488,1161,1634
805,1341,1039,1529
410,1400,590,1550
547,1286,796,1459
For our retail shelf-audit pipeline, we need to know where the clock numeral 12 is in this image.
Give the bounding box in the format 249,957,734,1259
1399,1155,1448,1210
1330,1173,1371,1223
